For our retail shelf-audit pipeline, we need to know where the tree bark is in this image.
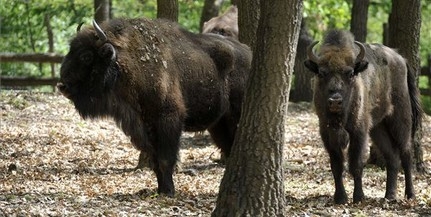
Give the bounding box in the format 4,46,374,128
350,0,369,42
387,0,424,172
212,0,303,215
44,14,56,91
236,0,260,50
199,0,224,32
157,0,178,22
290,21,313,102
94,0,110,23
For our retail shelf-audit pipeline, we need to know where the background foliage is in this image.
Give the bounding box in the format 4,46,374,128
0,0,430,112
1,0,430,75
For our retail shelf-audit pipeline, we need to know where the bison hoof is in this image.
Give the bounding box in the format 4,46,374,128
406,191,415,200
158,188,175,197
384,192,397,201
334,192,348,204
353,190,365,203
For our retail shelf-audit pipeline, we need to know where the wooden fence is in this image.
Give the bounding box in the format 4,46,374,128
0,52,63,89
1,52,431,97
420,55,431,96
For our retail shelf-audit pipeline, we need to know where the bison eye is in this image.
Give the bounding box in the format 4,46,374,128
79,51,94,65
345,69,355,79
318,69,328,78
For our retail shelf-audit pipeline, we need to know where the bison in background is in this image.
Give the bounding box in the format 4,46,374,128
304,30,422,204
202,5,238,39
58,18,252,196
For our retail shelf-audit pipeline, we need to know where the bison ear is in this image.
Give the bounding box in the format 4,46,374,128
98,43,116,61
304,60,319,74
354,60,368,74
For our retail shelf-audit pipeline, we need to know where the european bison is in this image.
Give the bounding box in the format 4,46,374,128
304,30,422,204
202,5,238,39
58,18,252,196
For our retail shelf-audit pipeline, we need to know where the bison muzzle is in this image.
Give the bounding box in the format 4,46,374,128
58,18,251,196
304,30,422,204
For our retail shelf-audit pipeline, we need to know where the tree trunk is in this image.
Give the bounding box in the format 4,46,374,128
212,0,303,215
157,0,178,22
388,0,424,172
237,0,260,50
94,0,110,23
199,0,224,32
290,21,313,102
44,14,56,91
350,0,369,42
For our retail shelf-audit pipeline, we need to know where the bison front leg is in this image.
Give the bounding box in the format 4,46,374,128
348,130,367,203
327,148,348,204
324,129,348,204
152,113,183,197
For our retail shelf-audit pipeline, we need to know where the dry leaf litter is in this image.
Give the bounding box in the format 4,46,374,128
1,91,430,216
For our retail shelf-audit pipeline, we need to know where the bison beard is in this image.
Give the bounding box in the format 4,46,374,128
58,18,252,196
304,30,422,204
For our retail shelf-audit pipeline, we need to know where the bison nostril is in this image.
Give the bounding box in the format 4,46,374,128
328,93,343,112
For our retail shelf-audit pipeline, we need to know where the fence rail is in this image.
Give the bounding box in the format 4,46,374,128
1,53,431,97
0,52,63,63
0,52,63,90
420,55,431,97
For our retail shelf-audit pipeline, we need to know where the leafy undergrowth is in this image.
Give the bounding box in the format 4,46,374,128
1,91,430,216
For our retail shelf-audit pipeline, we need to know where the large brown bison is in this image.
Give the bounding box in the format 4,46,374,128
58,18,252,196
202,5,238,39
304,30,422,204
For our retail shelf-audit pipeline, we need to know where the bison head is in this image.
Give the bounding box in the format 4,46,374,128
58,20,119,101
304,31,368,126
202,6,238,39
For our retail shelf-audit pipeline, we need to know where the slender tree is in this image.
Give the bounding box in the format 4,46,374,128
199,0,224,32
290,21,313,102
212,0,303,215
388,0,424,172
94,0,110,23
350,0,369,42
157,0,178,22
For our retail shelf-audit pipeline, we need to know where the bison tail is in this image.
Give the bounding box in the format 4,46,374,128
406,63,423,138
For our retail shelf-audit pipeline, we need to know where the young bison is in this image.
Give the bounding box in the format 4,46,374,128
58,18,252,196
202,5,238,39
304,30,422,204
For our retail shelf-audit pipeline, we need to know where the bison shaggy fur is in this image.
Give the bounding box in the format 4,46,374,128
304,30,422,204
58,17,252,196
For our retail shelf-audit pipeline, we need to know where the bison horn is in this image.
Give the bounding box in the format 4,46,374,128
307,41,320,63
92,20,108,42
76,22,84,32
354,41,366,62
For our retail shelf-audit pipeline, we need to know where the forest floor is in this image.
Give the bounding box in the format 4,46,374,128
1,90,431,216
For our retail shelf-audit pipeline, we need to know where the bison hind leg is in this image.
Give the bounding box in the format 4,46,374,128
400,149,415,199
370,124,401,200
208,116,236,158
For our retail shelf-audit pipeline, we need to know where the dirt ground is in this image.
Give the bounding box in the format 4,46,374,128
1,90,431,216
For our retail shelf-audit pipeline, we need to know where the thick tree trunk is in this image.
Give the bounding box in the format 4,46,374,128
94,0,110,23
290,21,313,102
157,0,178,22
350,0,369,42
199,0,224,32
212,0,303,215
387,0,424,172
